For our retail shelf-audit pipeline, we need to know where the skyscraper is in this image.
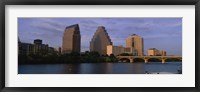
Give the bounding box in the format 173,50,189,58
62,24,81,54
126,34,144,56
90,26,112,55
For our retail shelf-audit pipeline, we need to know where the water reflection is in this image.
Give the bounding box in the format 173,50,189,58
18,62,182,74
63,64,81,74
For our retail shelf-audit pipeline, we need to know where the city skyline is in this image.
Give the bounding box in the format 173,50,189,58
18,18,182,55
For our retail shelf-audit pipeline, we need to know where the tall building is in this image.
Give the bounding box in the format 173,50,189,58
62,24,81,54
126,34,144,56
90,26,112,55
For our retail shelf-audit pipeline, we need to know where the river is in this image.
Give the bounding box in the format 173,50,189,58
18,62,182,74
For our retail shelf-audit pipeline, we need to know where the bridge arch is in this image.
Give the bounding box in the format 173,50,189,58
117,56,182,64
119,58,130,62
147,58,162,62
133,58,145,63
165,58,182,62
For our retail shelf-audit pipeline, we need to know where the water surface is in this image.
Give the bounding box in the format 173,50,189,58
18,62,182,74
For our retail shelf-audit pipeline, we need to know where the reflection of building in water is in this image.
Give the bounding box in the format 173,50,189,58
107,45,137,56
62,24,81,54
18,38,56,55
64,64,81,74
147,48,166,56
131,63,145,74
90,26,112,55
105,63,113,73
126,34,144,56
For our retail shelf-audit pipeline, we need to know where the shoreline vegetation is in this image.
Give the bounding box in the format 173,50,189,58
19,51,181,65
19,51,117,64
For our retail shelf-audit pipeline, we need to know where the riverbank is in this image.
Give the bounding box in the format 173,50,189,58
19,52,181,65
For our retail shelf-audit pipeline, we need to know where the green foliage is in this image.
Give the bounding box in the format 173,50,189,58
18,51,119,64
120,53,130,56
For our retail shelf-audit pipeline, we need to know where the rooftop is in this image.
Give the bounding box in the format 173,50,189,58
65,24,79,29
131,34,137,36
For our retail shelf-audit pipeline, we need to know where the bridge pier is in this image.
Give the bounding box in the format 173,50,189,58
144,59,148,63
130,59,134,63
161,59,165,64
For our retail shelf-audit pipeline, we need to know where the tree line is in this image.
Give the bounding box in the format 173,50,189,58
18,51,118,64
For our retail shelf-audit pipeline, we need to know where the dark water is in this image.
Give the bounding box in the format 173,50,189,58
18,62,182,74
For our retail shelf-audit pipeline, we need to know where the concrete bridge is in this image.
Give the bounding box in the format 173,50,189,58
117,56,182,64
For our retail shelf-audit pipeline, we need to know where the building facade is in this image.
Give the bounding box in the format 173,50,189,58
107,45,124,56
90,26,112,55
107,45,137,56
147,48,166,56
126,34,144,56
147,48,160,56
33,39,49,55
18,39,55,56
62,24,81,54
124,47,137,55
19,42,33,55
159,50,166,56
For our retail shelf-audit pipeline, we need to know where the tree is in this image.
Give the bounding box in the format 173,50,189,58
89,51,100,57
120,53,129,56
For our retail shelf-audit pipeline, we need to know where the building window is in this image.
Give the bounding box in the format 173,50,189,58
132,42,134,47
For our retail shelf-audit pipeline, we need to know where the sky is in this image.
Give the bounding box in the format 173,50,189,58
18,18,182,55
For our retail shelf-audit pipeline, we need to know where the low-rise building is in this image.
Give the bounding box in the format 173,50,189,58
159,50,166,56
19,39,56,56
33,39,49,55
107,45,137,56
107,45,124,56
124,47,137,56
147,48,166,56
19,42,33,55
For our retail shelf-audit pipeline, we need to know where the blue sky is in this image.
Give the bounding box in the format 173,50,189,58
18,18,182,55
